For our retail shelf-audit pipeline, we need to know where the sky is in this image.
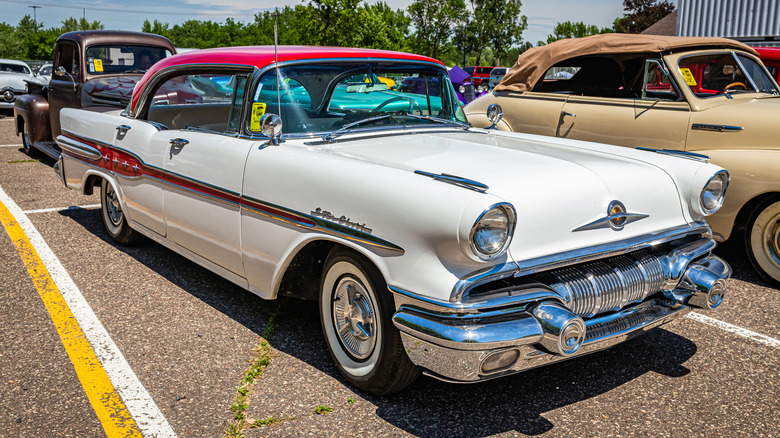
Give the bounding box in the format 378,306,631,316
1,0,626,47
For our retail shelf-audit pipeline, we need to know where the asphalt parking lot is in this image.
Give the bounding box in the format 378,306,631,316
0,110,778,437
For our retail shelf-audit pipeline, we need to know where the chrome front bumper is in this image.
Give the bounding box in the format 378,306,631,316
391,236,730,383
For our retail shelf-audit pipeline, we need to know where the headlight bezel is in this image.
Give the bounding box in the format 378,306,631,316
698,169,729,216
469,203,516,261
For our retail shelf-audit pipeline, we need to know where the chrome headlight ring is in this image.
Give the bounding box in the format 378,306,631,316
469,203,516,261
699,170,729,216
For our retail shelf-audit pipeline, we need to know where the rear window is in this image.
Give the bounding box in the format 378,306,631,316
0,63,30,74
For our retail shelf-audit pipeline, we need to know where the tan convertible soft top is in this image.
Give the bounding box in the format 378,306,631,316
495,33,757,93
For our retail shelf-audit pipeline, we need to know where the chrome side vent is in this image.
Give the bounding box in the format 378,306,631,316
544,250,665,317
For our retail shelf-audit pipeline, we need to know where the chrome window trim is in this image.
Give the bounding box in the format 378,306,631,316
643,58,686,101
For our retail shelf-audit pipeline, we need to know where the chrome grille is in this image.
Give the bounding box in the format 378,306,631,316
547,250,665,317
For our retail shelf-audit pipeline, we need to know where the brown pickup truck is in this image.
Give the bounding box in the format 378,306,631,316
14,30,175,159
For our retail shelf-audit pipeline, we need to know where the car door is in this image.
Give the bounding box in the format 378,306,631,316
557,59,691,150
49,41,82,139
145,71,253,278
111,118,167,236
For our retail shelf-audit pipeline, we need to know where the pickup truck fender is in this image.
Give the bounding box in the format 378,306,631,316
14,93,51,145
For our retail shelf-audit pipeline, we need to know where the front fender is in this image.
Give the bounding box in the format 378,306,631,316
692,149,780,239
13,93,51,144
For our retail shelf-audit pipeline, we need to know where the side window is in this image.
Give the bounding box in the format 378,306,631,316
249,72,312,134
146,72,248,133
642,59,680,101
54,43,79,78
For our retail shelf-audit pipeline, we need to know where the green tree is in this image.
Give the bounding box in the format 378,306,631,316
408,0,466,59
614,0,675,33
353,2,410,50
0,22,23,58
60,17,104,32
308,0,363,46
486,0,526,66
546,21,613,44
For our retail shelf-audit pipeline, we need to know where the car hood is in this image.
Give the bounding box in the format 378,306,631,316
0,73,31,91
82,76,140,107
326,129,692,262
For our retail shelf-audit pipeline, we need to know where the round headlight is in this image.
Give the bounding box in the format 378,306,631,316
700,170,729,215
470,204,515,260
459,85,466,94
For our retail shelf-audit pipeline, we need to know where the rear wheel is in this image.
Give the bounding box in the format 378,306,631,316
319,248,418,395
745,197,780,285
100,179,141,245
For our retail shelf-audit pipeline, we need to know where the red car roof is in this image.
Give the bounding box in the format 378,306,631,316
754,46,780,61
132,45,442,111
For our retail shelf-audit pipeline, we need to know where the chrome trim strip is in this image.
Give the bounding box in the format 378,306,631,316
691,123,743,132
55,135,102,161
572,212,649,232
731,50,760,92
414,170,489,193
635,147,711,161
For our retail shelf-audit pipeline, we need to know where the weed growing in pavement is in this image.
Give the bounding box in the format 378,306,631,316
251,415,291,428
347,397,355,404
223,301,286,438
314,405,333,415
7,159,45,163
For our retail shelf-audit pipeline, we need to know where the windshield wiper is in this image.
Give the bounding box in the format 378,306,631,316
322,114,397,142
406,114,468,128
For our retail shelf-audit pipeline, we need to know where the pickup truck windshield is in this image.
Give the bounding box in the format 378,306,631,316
85,45,173,75
251,62,468,136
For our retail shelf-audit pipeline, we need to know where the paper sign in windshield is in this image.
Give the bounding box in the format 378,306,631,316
680,68,697,86
250,102,267,131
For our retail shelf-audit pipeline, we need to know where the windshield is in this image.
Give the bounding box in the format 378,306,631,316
251,62,467,136
0,63,30,74
84,45,173,75
678,52,779,98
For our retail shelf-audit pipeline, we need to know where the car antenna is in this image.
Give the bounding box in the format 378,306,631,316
274,12,282,139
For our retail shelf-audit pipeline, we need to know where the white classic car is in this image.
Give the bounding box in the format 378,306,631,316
1,59,39,109
55,46,730,395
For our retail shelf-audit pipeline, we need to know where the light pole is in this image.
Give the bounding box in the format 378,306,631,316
28,5,41,30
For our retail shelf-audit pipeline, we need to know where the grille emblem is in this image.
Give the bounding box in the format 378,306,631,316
572,200,649,232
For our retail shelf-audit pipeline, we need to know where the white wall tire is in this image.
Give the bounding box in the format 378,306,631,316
746,197,780,285
319,248,418,395
100,179,141,246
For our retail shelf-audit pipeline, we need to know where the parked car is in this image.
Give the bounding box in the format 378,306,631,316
35,63,53,83
465,65,494,92
1,59,39,109
55,45,730,395
13,30,175,159
754,46,780,83
488,66,508,90
466,33,780,284
449,65,478,104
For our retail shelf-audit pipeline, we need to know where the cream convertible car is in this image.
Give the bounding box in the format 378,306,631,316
467,34,780,285
55,46,730,395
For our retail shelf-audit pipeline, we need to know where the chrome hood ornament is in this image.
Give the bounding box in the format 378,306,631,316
572,200,649,232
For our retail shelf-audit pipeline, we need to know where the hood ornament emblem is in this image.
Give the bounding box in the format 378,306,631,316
572,200,649,232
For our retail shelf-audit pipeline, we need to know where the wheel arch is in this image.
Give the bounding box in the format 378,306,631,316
732,191,780,233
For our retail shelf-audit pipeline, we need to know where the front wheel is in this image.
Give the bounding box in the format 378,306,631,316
21,121,37,157
100,179,141,246
745,197,780,285
319,248,418,395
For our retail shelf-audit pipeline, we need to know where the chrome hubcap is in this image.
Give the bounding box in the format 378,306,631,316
105,184,122,226
764,213,780,268
332,276,376,360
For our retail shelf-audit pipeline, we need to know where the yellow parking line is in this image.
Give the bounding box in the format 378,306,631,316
0,199,142,437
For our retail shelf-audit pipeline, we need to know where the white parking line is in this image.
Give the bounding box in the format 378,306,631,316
686,312,780,348
1,144,22,147
23,204,101,214
0,186,177,437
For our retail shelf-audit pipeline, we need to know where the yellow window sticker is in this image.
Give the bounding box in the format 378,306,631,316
680,68,697,86
250,102,267,131
94,59,103,72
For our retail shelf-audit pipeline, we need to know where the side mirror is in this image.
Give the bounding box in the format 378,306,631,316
486,104,503,130
260,113,283,145
57,66,78,92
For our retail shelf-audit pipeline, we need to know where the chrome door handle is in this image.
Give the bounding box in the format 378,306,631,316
561,111,576,118
170,138,189,148
116,124,131,135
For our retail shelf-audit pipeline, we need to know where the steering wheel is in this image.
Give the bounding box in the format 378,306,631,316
719,82,747,94
372,96,422,115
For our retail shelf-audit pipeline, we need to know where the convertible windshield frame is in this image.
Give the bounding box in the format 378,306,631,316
676,50,780,99
244,58,469,140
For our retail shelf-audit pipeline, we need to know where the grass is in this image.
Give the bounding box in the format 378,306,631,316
223,302,285,438
314,405,333,415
